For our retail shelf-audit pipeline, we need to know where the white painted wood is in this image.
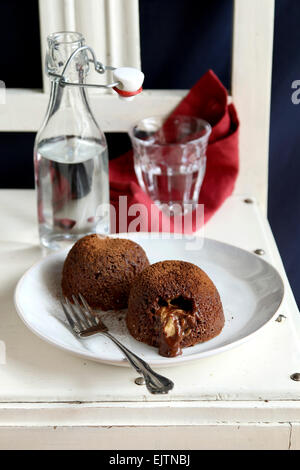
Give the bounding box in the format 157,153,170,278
38,0,141,94
39,0,106,92
9,0,276,214
0,190,299,404
105,0,141,69
1,401,300,427
38,0,141,89
0,189,299,448
0,89,186,132
290,424,300,450
0,424,291,450
231,0,275,212
0,0,287,448
63,0,76,30
74,0,109,88
38,0,66,92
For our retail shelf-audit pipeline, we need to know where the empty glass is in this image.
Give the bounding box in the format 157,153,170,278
129,115,211,215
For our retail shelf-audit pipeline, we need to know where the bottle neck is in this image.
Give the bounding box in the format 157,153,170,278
46,32,89,84
47,76,93,122
38,32,102,142
45,32,92,120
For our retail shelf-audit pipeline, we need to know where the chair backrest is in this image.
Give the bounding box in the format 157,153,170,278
231,0,275,213
0,0,274,212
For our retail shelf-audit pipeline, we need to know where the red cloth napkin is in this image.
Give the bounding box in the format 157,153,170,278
109,70,239,233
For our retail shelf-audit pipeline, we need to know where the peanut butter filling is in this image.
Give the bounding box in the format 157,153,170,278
157,298,194,357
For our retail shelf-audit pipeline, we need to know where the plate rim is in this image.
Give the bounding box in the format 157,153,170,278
14,235,285,367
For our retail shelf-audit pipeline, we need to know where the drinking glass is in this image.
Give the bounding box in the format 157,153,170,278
129,115,211,215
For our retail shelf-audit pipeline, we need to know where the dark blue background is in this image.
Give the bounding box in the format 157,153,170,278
0,0,299,306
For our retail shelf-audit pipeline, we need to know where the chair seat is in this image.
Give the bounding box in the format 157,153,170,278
0,189,299,450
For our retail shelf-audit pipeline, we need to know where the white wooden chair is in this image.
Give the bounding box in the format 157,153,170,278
0,0,273,214
1,0,300,450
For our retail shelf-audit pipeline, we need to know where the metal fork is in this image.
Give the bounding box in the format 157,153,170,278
60,294,174,395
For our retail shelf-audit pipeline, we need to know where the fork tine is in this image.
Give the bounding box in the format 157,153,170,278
72,295,94,328
65,297,86,331
60,300,78,332
78,293,98,326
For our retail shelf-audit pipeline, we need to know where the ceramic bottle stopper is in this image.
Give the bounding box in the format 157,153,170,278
113,67,144,101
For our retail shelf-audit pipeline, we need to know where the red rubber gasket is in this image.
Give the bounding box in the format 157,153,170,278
112,86,143,97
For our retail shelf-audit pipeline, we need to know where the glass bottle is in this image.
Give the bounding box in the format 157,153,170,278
34,32,109,250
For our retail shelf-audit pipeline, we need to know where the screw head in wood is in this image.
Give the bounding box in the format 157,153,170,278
254,249,265,256
135,377,145,386
276,314,287,323
291,373,300,382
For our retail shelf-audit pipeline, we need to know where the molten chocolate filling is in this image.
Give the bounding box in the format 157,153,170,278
157,297,195,357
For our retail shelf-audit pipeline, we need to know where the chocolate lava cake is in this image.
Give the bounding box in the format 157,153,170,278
127,260,225,357
61,234,149,310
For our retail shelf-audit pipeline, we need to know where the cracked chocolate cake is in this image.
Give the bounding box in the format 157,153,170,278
61,234,150,310
126,260,225,357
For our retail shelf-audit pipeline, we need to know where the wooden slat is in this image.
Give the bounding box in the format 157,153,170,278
74,0,109,90
32,0,276,211
63,0,76,30
105,0,141,69
38,0,141,95
0,89,187,132
0,424,291,450
231,0,275,212
1,401,300,427
38,0,66,93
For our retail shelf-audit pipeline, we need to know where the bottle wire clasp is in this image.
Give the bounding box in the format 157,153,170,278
46,45,144,100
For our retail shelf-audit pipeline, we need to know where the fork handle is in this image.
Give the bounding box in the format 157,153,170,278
103,332,174,395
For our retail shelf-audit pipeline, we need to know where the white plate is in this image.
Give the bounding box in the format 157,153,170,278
14,234,284,367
